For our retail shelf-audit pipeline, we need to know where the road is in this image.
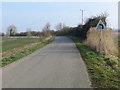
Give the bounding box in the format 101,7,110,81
3,36,91,88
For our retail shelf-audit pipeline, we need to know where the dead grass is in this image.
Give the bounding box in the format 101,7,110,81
84,27,118,55
71,37,120,88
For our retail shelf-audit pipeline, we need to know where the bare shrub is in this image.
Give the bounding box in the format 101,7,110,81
39,22,52,41
84,27,118,54
55,23,63,31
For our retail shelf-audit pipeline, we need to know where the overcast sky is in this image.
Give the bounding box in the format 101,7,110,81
1,1,119,33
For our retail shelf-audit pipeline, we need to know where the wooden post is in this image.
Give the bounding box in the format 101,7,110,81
99,30,102,52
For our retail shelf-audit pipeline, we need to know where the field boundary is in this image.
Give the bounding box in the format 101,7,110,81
0,37,55,67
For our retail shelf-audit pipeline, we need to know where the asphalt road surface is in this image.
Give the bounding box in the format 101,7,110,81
3,36,91,88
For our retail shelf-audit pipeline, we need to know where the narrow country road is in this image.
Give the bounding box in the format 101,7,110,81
3,36,91,88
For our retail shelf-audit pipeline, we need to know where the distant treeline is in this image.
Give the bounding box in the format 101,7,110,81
14,31,54,36
1,22,54,38
15,31,41,36
55,15,106,40
1,30,55,37
1,13,107,40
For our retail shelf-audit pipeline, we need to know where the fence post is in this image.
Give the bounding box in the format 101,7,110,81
99,30,102,52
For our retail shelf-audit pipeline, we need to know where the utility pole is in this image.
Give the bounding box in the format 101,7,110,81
80,9,85,25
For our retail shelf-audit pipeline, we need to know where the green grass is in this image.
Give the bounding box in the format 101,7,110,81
71,37,120,89
2,37,40,53
0,38,54,67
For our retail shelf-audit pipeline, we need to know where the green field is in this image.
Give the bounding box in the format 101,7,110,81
1,37,54,67
2,37,40,53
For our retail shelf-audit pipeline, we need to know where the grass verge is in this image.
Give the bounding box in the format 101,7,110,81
0,37,54,67
71,37,120,89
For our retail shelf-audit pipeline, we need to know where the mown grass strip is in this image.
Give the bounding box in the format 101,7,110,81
0,38,54,67
71,37,120,89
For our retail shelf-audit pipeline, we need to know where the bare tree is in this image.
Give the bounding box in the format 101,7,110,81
55,23,63,31
98,11,109,19
42,22,51,37
6,25,17,36
43,22,50,31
